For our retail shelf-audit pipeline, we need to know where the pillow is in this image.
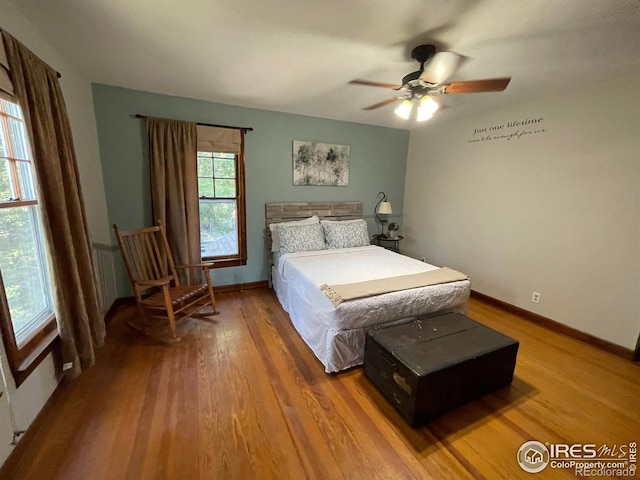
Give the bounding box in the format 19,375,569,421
321,218,370,249
276,223,326,254
269,215,319,252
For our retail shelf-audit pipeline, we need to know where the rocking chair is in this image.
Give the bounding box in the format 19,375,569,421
113,221,218,341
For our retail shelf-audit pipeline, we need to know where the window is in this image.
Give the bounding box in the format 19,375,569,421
197,150,247,266
0,98,56,385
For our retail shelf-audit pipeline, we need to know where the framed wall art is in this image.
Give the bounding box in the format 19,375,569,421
293,141,350,186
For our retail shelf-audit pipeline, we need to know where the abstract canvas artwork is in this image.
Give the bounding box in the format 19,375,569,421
293,141,350,186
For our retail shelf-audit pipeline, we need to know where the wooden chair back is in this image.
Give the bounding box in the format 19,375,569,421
113,220,218,341
114,221,179,300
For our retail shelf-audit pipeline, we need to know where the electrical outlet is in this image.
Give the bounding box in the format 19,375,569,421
531,292,541,303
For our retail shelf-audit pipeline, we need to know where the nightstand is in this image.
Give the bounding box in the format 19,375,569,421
372,234,403,253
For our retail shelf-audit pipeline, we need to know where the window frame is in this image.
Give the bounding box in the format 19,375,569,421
0,305,57,387
0,98,57,387
197,149,247,268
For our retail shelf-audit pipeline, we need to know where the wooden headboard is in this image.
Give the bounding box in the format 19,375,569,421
265,201,363,270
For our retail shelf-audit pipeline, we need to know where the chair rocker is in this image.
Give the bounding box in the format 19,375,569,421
114,221,218,341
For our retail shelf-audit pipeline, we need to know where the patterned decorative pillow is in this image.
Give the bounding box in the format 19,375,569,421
269,215,319,252
276,223,326,254
321,219,370,249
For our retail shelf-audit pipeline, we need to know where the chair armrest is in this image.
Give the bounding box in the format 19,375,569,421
135,276,172,287
175,262,215,270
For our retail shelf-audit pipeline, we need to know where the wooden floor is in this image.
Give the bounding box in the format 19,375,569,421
3,289,639,480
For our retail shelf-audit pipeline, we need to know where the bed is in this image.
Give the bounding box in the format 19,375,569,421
266,202,471,373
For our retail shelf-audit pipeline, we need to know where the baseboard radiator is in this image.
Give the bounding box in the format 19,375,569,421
92,243,118,316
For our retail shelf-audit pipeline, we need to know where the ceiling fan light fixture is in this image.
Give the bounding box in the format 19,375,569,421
416,109,433,122
394,100,413,120
351,44,512,119
416,95,438,122
421,95,439,113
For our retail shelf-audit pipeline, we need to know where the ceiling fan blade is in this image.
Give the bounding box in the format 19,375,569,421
362,97,402,110
349,79,403,90
419,51,463,85
443,77,511,94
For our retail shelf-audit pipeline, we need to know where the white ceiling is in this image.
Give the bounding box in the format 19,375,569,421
10,0,640,129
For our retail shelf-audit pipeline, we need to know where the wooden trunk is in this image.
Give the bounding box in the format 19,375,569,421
364,313,519,427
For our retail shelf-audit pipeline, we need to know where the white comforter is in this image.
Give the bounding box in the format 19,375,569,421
276,246,469,330
273,246,471,372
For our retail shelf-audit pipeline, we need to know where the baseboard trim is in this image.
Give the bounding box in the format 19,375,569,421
105,281,271,312
104,297,131,324
470,290,636,361
213,280,269,294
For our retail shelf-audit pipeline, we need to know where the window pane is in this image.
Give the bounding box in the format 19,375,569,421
197,156,213,177
2,101,22,119
17,161,36,200
198,177,214,197
8,117,29,161
199,199,238,257
0,124,6,158
214,179,236,198
0,205,53,345
0,159,11,200
214,158,235,178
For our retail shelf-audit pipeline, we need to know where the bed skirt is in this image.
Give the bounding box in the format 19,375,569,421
272,266,469,373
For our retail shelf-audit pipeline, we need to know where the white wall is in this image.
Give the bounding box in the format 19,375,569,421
403,71,640,350
0,0,110,467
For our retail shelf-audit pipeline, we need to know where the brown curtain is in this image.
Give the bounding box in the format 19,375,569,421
147,117,200,284
0,35,16,101
1,30,105,379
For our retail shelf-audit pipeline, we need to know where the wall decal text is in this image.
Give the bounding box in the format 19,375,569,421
467,117,547,144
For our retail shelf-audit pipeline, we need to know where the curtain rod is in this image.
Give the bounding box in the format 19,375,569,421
133,114,253,133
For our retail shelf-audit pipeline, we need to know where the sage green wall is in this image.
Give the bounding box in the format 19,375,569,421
91,84,409,296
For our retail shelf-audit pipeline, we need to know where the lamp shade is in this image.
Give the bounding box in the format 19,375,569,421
377,201,392,214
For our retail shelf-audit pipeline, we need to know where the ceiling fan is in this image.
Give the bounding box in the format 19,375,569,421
349,44,511,122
